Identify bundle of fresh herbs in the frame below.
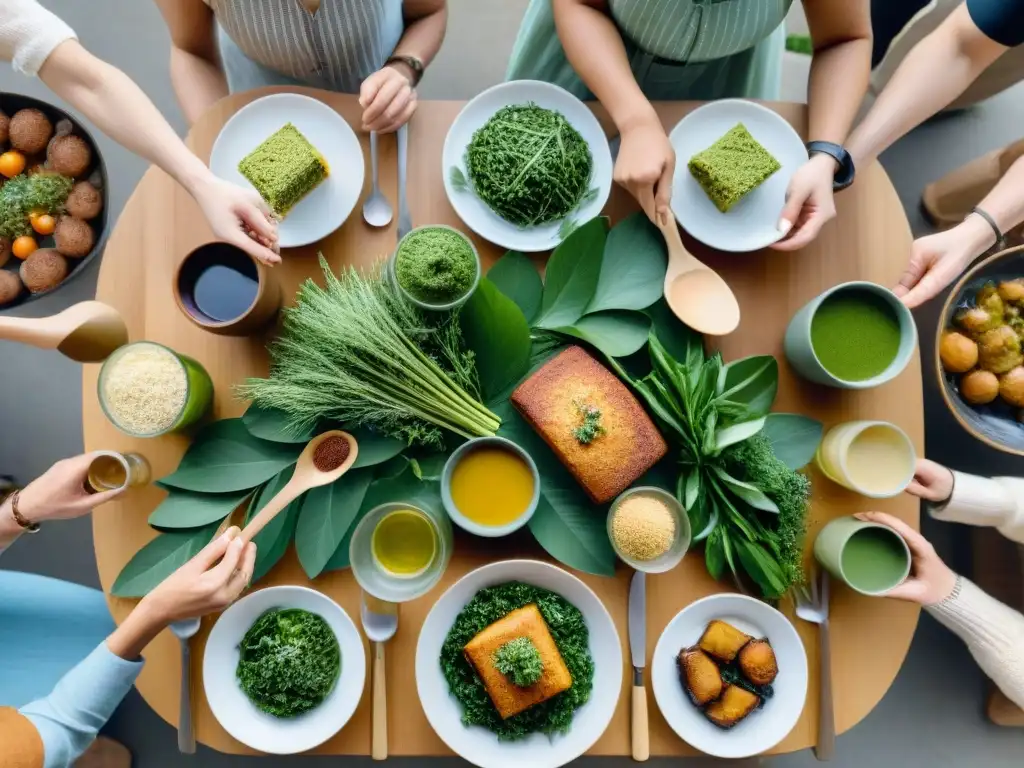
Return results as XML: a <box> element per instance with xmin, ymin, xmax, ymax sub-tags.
<box><xmin>440</xmin><ymin>581</ymin><xmax>594</xmax><ymax>740</ymax></box>
<box><xmin>454</xmin><ymin>103</ymin><xmax>594</xmax><ymax>228</ymax></box>
<box><xmin>236</xmin><ymin>608</ymin><xmax>341</xmax><ymax>718</ymax></box>
<box><xmin>240</xmin><ymin>257</ymin><xmax>500</xmax><ymax>448</ymax></box>
<box><xmin>622</xmin><ymin>332</ymin><xmax>821</xmax><ymax>599</ymax></box>
<box><xmin>0</xmin><ymin>172</ymin><xmax>73</xmax><ymax>238</ymax></box>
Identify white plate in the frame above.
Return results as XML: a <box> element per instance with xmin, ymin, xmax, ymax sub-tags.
<box><xmin>210</xmin><ymin>93</ymin><xmax>365</xmax><ymax>248</ymax></box>
<box><xmin>669</xmin><ymin>99</ymin><xmax>808</xmax><ymax>252</ymax></box>
<box><xmin>651</xmin><ymin>594</ymin><xmax>808</xmax><ymax>759</ymax></box>
<box><xmin>442</xmin><ymin>80</ymin><xmax>613</xmax><ymax>253</ymax></box>
<box><xmin>415</xmin><ymin>560</ymin><xmax>622</xmax><ymax>768</ymax></box>
<box><xmin>203</xmin><ymin>586</ymin><xmax>366</xmax><ymax>754</ymax></box>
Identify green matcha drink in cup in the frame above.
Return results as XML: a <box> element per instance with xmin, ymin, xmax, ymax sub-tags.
<box><xmin>814</xmin><ymin>516</ymin><xmax>912</xmax><ymax>596</ymax></box>
<box><xmin>784</xmin><ymin>281</ymin><xmax>917</xmax><ymax>389</ymax></box>
<box><xmin>388</xmin><ymin>225</ymin><xmax>481</xmax><ymax>311</ymax></box>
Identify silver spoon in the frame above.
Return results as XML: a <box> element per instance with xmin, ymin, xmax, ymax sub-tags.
<box><xmin>360</xmin><ymin>595</ymin><xmax>398</xmax><ymax>761</ymax></box>
<box><xmin>169</xmin><ymin>618</ymin><xmax>201</xmax><ymax>754</ymax></box>
<box><xmin>362</xmin><ymin>131</ymin><xmax>393</xmax><ymax>228</ymax></box>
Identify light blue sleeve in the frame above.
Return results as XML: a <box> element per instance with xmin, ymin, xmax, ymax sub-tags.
<box><xmin>19</xmin><ymin>643</ymin><xmax>144</xmax><ymax>768</ymax></box>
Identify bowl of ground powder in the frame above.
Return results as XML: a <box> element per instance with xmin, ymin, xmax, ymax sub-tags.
<box><xmin>607</xmin><ymin>487</ymin><xmax>690</xmax><ymax>573</ymax></box>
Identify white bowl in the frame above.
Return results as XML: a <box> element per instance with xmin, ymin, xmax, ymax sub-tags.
<box><xmin>415</xmin><ymin>560</ymin><xmax>622</xmax><ymax>768</ymax></box>
<box><xmin>210</xmin><ymin>93</ymin><xmax>365</xmax><ymax>248</ymax></box>
<box><xmin>442</xmin><ymin>80</ymin><xmax>613</xmax><ymax>253</ymax></box>
<box><xmin>203</xmin><ymin>586</ymin><xmax>366</xmax><ymax>754</ymax></box>
<box><xmin>668</xmin><ymin>99</ymin><xmax>808</xmax><ymax>252</ymax></box>
<box><xmin>651</xmin><ymin>593</ymin><xmax>808</xmax><ymax>759</ymax></box>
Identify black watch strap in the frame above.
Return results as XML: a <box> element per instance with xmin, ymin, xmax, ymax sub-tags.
<box><xmin>385</xmin><ymin>55</ymin><xmax>424</xmax><ymax>86</ymax></box>
<box><xmin>806</xmin><ymin>141</ymin><xmax>855</xmax><ymax>192</ymax></box>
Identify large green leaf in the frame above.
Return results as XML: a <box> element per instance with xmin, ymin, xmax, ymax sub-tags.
<box><xmin>534</xmin><ymin>217</ymin><xmax>608</xmax><ymax>330</ymax></box>
<box><xmin>111</xmin><ymin>524</ymin><xmax>220</xmax><ymax>597</ymax></box>
<box><xmin>557</xmin><ymin>310</ymin><xmax>651</xmax><ymax>358</ymax></box>
<box><xmin>159</xmin><ymin>419</ymin><xmax>302</xmax><ymax>493</ymax></box>
<box><xmin>647</xmin><ymin>300</ymin><xmax>704</xmax><ymax>371</ymax></box>
<box><xmin>496</xmin><ymin>401</ymin><xmax>616</xmax><ymax>576</ymax></box>
<box><xmin>486</xmin><ymin>251</ymin><xmax>543</xmax><ymax>323</ymax></box>
<box><xmin>245</xmin><ymin>469</ymin><xmax>305</xmax><ymax>583</ymax></box>
<box><xmin>242</xmin><ymin>403</ymin><xmax>315</xmax><ymax>443</ymax></box>
<box><xmin>348</xmin><ymin>427</ymin><xmax>406</xmax><ymax>469</ymax></box>
<box><xmin>461</xmin><ymin>277</ymin><xmax>532</xmax><ymax>403</ymax></box>
<box><xmin>295</xmin><ymin>468</ymin><xmax>375</xmax><ymax>579</ymax></box>
<box><xmin>762</xmin><ymin>413</ymin><xmax>824</xmax><ymax>470</ymax></box>
<box><xmin>717</xmin><ymin>356</ymin><xmax>778</xmax><ymax>419</ymax></box>
<box><xmin>586</xmin><ymin>212</ymin><xmax>666</xmax><ymax>314</ymax></box>
<box><xmin>148</xmin><ymin>488</ymin><xmax>251</xmax><ymax>530</ymax></box>
<box><xmin>711</xmin><ymin>466</ymin><xmax>779</xmax><ymax>514</ymax></box>
<box><xmin>714</xmin><ymin>417</ymin><xmax>766</xmax><ymax>453</ymax></box>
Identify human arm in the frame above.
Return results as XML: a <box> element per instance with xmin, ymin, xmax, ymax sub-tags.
<box><xmin>772</xmin><ymin>0</ymin><xmax>872</xmax><ymax>251</ymax></box>
<box><xmin>846</xmin><ymin>2</ymin><xmax>1012</xmax><ymax>168</ymax></box>
<box><xmin>152</xmin><ymin>0</ymin><xmax>228</xmax><ymax>127</ymax></box>
<box><xmin>15</xmin><ymin>528</ymin><xmax>256</xmax><ymax>768</ymax></box>
<box><xmin>550</xmin><ymin>0</ymin><xmax>672</xmax><ymax>221</ymax></box>
<box><xmin>360</xmin><ymin>0</ymin><xmax>447</xmax><ymax>133</ymax></box>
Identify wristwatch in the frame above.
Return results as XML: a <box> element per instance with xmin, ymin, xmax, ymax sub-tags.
<box><xmin>385</xmin><ymin>55</ymin><xmax>424</xmax><ymax>86</ymax></box>
<box><xmin>806</xmin><ymin>141</ymin><xmax>855</xmax><ymax>192</ymax></box>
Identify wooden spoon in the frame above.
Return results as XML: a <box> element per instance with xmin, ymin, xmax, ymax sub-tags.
<box><xmin>240</xmin><ymin>430</ymin><xmax>359</xmax><ymax>543</ymax></box>
<box><xmin>0</xmin><ymin>301</ymin><xmax>128</xmax><ymax>362</ymax></box>
<box><xmin>655</xmin><ymin>209</ymin><xmax>740</xmax><ymax>336</ymax></box>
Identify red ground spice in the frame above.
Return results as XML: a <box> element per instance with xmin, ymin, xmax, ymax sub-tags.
<box><xmin>313</xmin><ymin>435</ymin><xmax>350</xmax><ymax>472</ymax></box>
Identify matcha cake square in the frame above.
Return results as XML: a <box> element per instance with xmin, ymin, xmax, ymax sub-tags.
<box><xmin>688</xmin><ymin>123</ymin><xmax>781</xmax><ymax>213</ymax></box>
<box><xmin>238</xmin><ymin>123</ymin><xmax>328</xmax><ymax>216</ymax></box>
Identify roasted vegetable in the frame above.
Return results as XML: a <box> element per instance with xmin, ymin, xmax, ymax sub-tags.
<box><xmin>978</xmin><ymin>325</ymin><xmax>1022</xmax><ymax>374</ymax></box>
<box><xmin>737</xmin><ymin>639</ymin><xmax>778</xmax><ymax>686</ymax></box>
<box><xmin>704</xmin><ymin>684</ymin><xmax>760</xmax><ymax>729</ymax></box>
<box><xmin>679</xmin><ymin>648</ymin><xmax>723</xmax><ymax>707</ymax></box>
<box><xmin>698</xmin><ymin>619</ymin><xmax>751</xmax><ymax>664</ymax></box>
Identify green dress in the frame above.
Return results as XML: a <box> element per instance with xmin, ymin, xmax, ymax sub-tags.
<box><xmin>507</xmin><ymin>0</ymin><xmax>794</xmax><ymax>101</ymax></box>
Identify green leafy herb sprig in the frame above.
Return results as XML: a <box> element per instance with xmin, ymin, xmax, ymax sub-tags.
<box><xmin>237</xmin><ymin>608</ymin><xmax>341</xmax><ymax>718</ymax></box>
<box><xmin>0</xmin><ymin>173</ymin><xmax>73</xmax><ymax>238</ymax></box>
<box><xmin>239</xmin><ymin>256</ymin><xmax>499</xmax><ymax>449</ymax></box>
<box><xmin>613</xmin><ymin>332</ymin><xmax>822</xmax><ymax>599</ymax></box>
<box><xmin>454</xmin><ymin>103</ymin><xmax>593</xmax><ymax>228</ymax></box>
<box><xmin>493</xmin><ymin>637</ymin><xmax>544</xmax><ymax>687</ymax></box>
<box><xmin>572</xmin><ymin>400</ymin><xmax>605</xmax><ymax>445</ymax></box>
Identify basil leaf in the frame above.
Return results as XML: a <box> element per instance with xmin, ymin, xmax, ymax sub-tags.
<box><xmin>534</xmin><ymin>217</ymin><xmax>608</xmax><ymax>329</ymax></box>
<box><xmin>762</xmin><ymin>413</ymin><xmax>824</xmax><ymax>470</ymax></box>
<box><xmin>111</xmin><ymin>524</ymin><xmax>220</xmax><ymax>597</ymax></box>
<box><xmin>586</xmin><ymin>212</ymin><xmax>666</xmax><ymax>314</ymax></box>
<box><xmin>486</xmin><ymin>251</ymin><xmax>543</xmax><ymax>323</ymax></box>
<box><xmin>684</xmin><ymin>468</ymin><xmax>701</xmax><ymax>511</ymax></box>
<box><xmin>713</xmin><ymin>417</ymin><xmax>767</xmax><ymax>453</ymax></box>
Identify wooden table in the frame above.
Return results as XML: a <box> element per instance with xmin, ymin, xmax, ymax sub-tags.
<box><xmin>84</xmin><ymin>89</ymin><xmax>922</xmax><ymax>757</ymax></box>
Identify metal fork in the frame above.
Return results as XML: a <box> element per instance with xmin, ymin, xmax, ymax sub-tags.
<box><xmin>793</xmin><ymin>568</ymin><xmax>834</xmax><ymax>761</ymax></box>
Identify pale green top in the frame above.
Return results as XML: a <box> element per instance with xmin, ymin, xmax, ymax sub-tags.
<box><xmin>507</xmin><ymin>0</ymin><xmax>794</xmax><ymax>101</ymax></box>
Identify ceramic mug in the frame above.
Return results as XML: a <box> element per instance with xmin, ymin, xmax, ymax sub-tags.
<box><xmin>174</xmin><ymin>242</ymin><xmax>281</xmax><ymax>336</ymax></box>
<box><xmin>783</xmin><ymin>281</ymin><xmax>917</xmax><ymax>389</ymax></box>
<box><xmin>814</xmin><ymin>517</ymin><xmax>912</xmax><ymax>595</ymax></box>
<box><xmin>815</xmin><ymin>420</ymin><xmax>916</xmax><ymax>498</ymax></box>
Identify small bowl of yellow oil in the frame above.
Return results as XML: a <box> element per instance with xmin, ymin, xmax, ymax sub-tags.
<box><xmin>441</xmin><ymin>436</ymin><xmax>540</xmax><ymax>537</ymax></box>
<box><xmin>349</xmin><ymin>501</ymin><xmax>453</xmax><ymax>603</ymax></box>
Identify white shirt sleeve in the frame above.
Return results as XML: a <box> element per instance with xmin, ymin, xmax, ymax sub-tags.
<box><xmin>0</xmin><ymin>0</ymin><xmax>77</xmax><ymax>77</ymax></box>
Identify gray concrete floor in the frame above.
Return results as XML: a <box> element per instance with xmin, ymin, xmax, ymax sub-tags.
<box><xmin>2</xmin><ymin>1</ymin><xmax>1023</xmax><ymax>765</ymax></box>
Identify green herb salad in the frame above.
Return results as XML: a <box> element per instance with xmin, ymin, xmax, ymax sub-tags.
<box><xmin>440</xmin><ymin>581</ymin><xmax>594</xmax><ymax>740</ymax></box>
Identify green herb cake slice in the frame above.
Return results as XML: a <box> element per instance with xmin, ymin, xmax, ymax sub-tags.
<box><xmin>688</xmin><ymin>123</ymin><xmax>780</xmax><ymax>213</ymax></box>
<box><xmin>238</xmin><ymin>123</ymin><xmax>328</xmax><ymax>216</ymax></box>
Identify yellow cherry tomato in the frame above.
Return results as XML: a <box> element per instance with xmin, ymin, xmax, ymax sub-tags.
<box><xmin>31</xmin><ymin>214</ymin><xmax>55</xmax><ymax>235</ymax></box>
<box><xmin>0</xmin><ymin>151</ymin><xmax>26</xmax><ymax>179</ymax></box>
<box><xmin>12</xmin><ymin>235</ymin><xmax>38</xmax><ymax>260</ymax></box>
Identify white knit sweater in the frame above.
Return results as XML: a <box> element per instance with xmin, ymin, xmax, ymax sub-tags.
<box><xmin>0</xmin><ymin>0</ymin><xmax>76</xmax><ymax>76</ymax></box>
<box><xmin>926</xmin><ymin>471</ymin><xmax>1024</xmax><ymax>709</ymax></box>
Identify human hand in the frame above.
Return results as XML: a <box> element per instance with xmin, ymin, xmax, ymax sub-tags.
<box><xmin>141</xmin><ymin>526</ymin><xmax>256</xmax><ymax>623</ymax></box>
<box><xmin>16</xmin><ymin>452</ymin><xmax>124</xmax><ymax>523</ymax></box>
<box><xmin>771</xmin><ymin>154</ymin><xmax>836</xmax><ymax>251</ymax></box>
<box><xmin>894</xmin><ymin>216</ymin><xmax>994</xmax><ymax>308</ymax></box>
<box><xmin>360</xmin><ymin>65</ymin><xmax>417</xmax><ymax>133</ymax></box>
<box><xmin>615</xmin><ymin>112</ymin><xmax>675</xmax><ymax>223</ymax></box>
<box><xmin>906</xmin><ymin>459</ymin><xmax>955</xmax><ymax>504</ymax></box>
<box><xmin>191</xmin><ymin>174</ymin><xmax>280</xmax><ymax>266</ymax></box>
<box><xmin>854</xmin><ymin>511</ymin><xmax>958</xmax><ymax>605</ymax></box>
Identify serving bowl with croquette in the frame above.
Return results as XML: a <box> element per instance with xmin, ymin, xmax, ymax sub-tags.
<box><xmin>0</xmin><ymin>92</ymin><xmax>108</xmax><ymax>310</ymax></box>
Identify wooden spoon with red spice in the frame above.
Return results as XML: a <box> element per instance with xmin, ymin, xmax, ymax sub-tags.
<box><xmin>240</xmin><ymin>430</ymin><xmax>359</xmax><ymax>543</ymax></box>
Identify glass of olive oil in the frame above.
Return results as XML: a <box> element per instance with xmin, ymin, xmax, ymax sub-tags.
<box><xmin>86</xmin><ymin>451</ymin><xmax>151</xmax><ymax>494</ymax></box>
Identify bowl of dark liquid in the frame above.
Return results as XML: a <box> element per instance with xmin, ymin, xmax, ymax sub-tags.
<box><xmin>174</xmin><ymin>242</ymin><xmax>280</xmax><ymax>335</ymax></box>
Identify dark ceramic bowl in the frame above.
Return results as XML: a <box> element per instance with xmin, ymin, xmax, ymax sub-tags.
<box><xmin>937</xmin><ymin>244</ymin><xmax>1024</xmax><ymax>456</ymax></box>
<box><xmin>0</xmin><ymin>92</ymin><xmax>109</xmax><ymax>311</ymax></box>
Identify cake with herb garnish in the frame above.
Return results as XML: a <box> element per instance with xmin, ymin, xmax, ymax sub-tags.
<box><xmin>688</xmin><ymin>123</ymin><xmax>780</xmax><ymax>213</ymax></box>
<box><xmin>238</xmin><ymin>123</ymin><xmax>328</xmax><ymax>216</ymax></box>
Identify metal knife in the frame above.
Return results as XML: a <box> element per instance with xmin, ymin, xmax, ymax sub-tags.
<box><xmin>628</xmin><ymin>570</ymin><xmax>649</xmax><ymax>761</ymax></box>
<box><xmin>397</xmin><ymin>124</ymin><xmax>412</xmax><ymax>240</ymax></box>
